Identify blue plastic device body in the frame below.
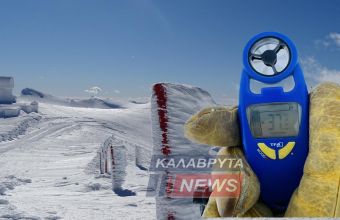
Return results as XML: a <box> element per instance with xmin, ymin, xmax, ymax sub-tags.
<box><xmin>238</xmin><ymin>32</ymin><xmax>309</xmax><ymax>211</ymax></box>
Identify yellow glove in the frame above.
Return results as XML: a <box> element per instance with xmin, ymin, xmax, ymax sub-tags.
<box><xmin>285</xmin><ymin>82</ymin><xmax>340</xmax><ymax>217</ymax></box>
<box><xmin>184</xmin><ymin>106</ymin><xmax>272</xmax><ymax>217</ymax></box>
<box><xmin>185</xmin><ymin>106</ymin><xmax>240</xmax><ymax>147</ymax></box>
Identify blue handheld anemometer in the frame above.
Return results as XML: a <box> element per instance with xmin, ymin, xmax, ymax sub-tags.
<box><xmin>238</xmin><ymin>32</ymin><xmax>309</xmax><ymax>212</ymax></box>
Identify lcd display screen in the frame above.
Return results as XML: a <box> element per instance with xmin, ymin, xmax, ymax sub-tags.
<box><xmin>247</xmin><ymin>103</ymin><xmax>301</xmax><ymax>138</ymax></box>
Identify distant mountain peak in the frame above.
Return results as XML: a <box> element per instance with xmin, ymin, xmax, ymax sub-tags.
<box><xmin>21</xmin><ymin>88</ymin><xmax>45</xmax><ymax>98</ymax></box>
<box><xmin>20</xmin><ymin>88</ymin><xmax>123</xmax><ymax>109</ymax></box>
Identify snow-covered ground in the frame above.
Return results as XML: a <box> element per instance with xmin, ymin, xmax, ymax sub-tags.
<box><xmin>0</xmin><ymin>95</ymin><xmax>156</xmax><ymax>219</ymax></box>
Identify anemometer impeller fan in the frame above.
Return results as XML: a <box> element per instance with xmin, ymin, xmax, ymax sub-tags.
<box><xmin>249</xmin><ymin>37</ymin><xmax>291</xmax><ymax>76</ymax></box>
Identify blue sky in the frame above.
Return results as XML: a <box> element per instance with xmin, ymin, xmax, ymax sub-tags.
<box><xmin>0</xmin><ymin>0</ymin><xmax>339</xmax><ymax>102</ymax></box>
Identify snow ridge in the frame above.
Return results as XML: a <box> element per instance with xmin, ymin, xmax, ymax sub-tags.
<box><xmin>21</xmin><ymin>88</ymin><xmax>122</xmax><ymax>109</ymax></box>
<box><xmin>0</xmin><ymin>113</ymin><xmax>42</xmax><ymax>142</ymax></box>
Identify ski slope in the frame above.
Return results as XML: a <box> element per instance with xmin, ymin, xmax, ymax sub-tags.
<box><xmin>0</xmin><ymin>96</ymin><xmax>155</xmax><ymax>219</ymax></box>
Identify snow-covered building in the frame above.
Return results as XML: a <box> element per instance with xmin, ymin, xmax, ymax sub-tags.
<box><xmin>0</xmin><ymin>76</ymin><xmax>16</xmax><ymax>104</ymax></box>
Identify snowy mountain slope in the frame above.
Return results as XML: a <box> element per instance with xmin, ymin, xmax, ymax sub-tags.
<box><xmin>0</xmin><ymin>83</ymin><xmax>218</xmax><ymax>220</ymax></box>
<box><xmin>0</xmin><ymin>95</ymin><xmax>155</xmax><ymax>219</ymax></box>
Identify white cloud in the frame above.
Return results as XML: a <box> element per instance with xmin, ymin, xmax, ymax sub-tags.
<box><xmin>114</xmin><ymin>90</ymin><xmax>120</xmax><ymax>94</ymax></box>
<box><xmin>315</xmin><ymin>32</ymin><xmax>340</xmax><ymax>49</ymax></box>
<box><xmin>301</xmin><ymin>57</ymin><xmax>340</xmax><ymax>87</ymax></box>
<box><xmin>84</xmin><ymin>86</ymin><xmax>102</xmax><ymax>97</ymax></box>
<box><xmin>329</xmin><ymin>32</ymin><xmax>340</xmax><ymax>47</ymax></box>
